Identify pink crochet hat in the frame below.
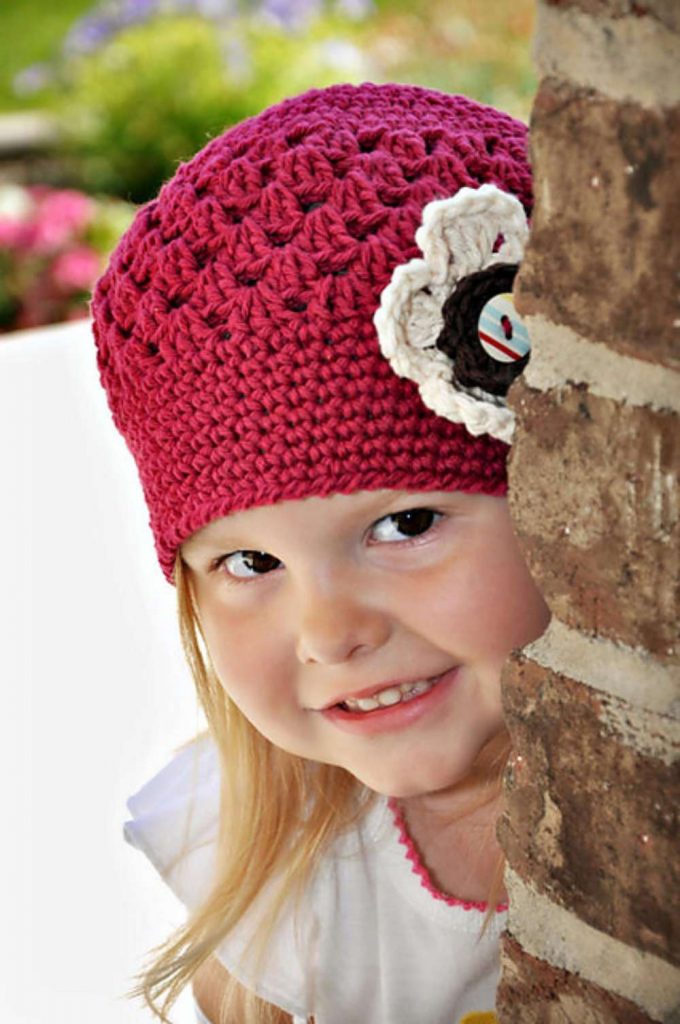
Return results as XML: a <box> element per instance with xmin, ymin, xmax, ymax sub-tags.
<box><xmin>93</xmin><ymin>83</ymin><xmax>532</xmax><ymax>581</ymax></box>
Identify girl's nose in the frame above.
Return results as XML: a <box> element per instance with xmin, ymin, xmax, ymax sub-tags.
<box><xmin>295</xmin><ymin>589</ymin><xmax>391</xmax><ymax>666</ymax></box>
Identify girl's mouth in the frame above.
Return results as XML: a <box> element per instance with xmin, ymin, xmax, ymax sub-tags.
<box><xmin>339</xmin><ymin>677</ymin><xmax>438</xmax><ymax>713</ymax></box>
<box><xmin>320</xmin><ymin>666</ymin><xmax>460</xmax><ymax>735</ymax></box>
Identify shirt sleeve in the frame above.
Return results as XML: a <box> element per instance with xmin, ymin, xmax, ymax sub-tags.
<box><xmin>123</xmin><ymin>733</ymin><xmax>221</xmax><ymax>908</ymax></box>
<box><xmin>123</xmin><ymin>734</ymin><xmax>316</xmax><ymax>1020</ymax></box>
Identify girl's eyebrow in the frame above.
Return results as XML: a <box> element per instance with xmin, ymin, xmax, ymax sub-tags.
<box><xmin>183</xmin><ymin>522</ymin><xmax>292</xmax><ymax>559</ymax></box>
<box><xmin>181</xmin><ymin>525</ymin><xmax>240</xmax><ymax>558</ymax></box>
<box><xmin>182</xmin><ymin>502</ymin><xmax>272</xmax><ymax>549</ymax></box>
<box><xmin>182</xmin><ymin>530</ymin><xmax>244</xmax><ymax>556</ymax></box>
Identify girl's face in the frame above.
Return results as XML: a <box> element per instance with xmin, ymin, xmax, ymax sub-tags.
<box><xmin>182</xmin><ymin>490</ymin><xmax>550</xmax><ymax>799</ymax></box>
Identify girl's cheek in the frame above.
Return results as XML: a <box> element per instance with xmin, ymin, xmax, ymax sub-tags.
<box><xmin>404</xmin><ymin>535</ymin><xmax>545</xmax><ymax>656</ymax></box>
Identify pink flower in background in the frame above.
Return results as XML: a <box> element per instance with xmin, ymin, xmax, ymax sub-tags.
<box><xmin>51</xmin><ymin>244</ymin><xmax>101</xmax><ymax>292</ymax></box>
<box><xmin>30</xmin><ymin>188</ymin><xmax>95</xmax><ymax>253</ymax></box>
<box><xmin>0</xmin><ymin>182</ymin><xmax>134</xmax><ymax>334</ymax></box>
<box><xmin>0</xmin><ymin>219</ymin><xmax>28</xmax><ymax>247</ymax></box>
<box><xmin>66</xmin><ymin>305</ymin><xmax>91</xmax><ymax>322</ymax></box>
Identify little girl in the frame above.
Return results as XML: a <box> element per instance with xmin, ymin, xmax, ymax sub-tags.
<box><xmin>92</xmin><ymin>82</ymin><xmax>550</xmax><ymax>1024</ymax></box>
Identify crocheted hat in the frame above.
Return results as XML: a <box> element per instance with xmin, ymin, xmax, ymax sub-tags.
<box><xmin>92</xmin><ymin>83</ymin><xmax>532</xmax><ymax>581</ymax></box>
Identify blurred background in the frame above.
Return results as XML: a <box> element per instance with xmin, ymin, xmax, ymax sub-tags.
<box><xmin>0</xmin><ymin>0</ymin><xmax>535</xmax><ymax>335</ymax></box>
<box><xmin>0</xmin><ymin>2</ymin><xmax>534</xmax><ymax>1020</ymax></box>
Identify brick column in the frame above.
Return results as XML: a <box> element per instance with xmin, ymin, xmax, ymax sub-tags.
<box><xmin>497</xmin><ymin>3</ymin><xmax>680</xmax><ymax>1021</ymax></box>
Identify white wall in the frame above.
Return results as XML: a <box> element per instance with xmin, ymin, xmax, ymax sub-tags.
<box><xmin>0</xmin><ymin>320</ymin><xmax>203</xmax><ymax>1022</ymax></box>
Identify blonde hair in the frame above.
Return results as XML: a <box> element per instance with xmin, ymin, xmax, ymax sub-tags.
<box><xmin>127</xmin><ymin>555</ymin><xmax>372</xmax><ymax>1023</ymax></box>
<box><xmin>129</xmin><ymin>555</ymin><xmax>510</xmax><ymax>1021</ymax></box>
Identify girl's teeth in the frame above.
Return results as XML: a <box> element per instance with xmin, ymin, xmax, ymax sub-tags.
<box><xmin>376</xmin><ymin>686</ymin><xmax>402</xmax><ymax>707</ymax></box>
<box><xmin>409</xmin><ymin>681</ymin><xmax>430</xmax><ymax>696</ymax></box>
<box><xmin>343</xmin><ymin>679</ymin><xmax>435</xmax><ymax>713</ymax></box>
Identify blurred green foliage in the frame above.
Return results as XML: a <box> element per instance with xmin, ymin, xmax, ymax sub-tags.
<box><xmin>363</xmin><ymin>0</ymin><xmax>536</xmax><ymax>119</ymax></box>
<box><xmin>39</xmin><ymin>13</ymin><xmax>372</xmax><ymax>202</ymax></box>
<box><xmin>0</xmin><ymin>0</ymin><xmax>91</xmax><ymax>110</ymax></box>
<box><xmin>0</xmin><ymin>0</ymin><xmax>535</xmax><ymax>204</ymax></box>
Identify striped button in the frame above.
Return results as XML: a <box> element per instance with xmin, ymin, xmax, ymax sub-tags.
<box><xmin>478</xmin><ymin>292</ymin><xmax>531</xmax><ymax>364</ymax></box>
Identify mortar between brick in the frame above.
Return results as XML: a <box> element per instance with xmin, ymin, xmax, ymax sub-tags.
<box><xmin>541</xmin><ymin>2</ymin><xmax>680</xmax><ymax>34</ymax></box>
<box><xmin>522</xmin><ymin>314</ymin><xmax>680</xmax><ymax>414</ymax></box>
<box><xmin>525</xmin><ymin>617</ymin><xmax>679</xmax><ymax>716</ymax></box>
<box><xmin>505</xmin><ymin>866</ymin><xmax>680</xmax><ymax>1022</ymax></box>
<box><xmin>534</xmin><ymin>3</ymin><xmax>680</xmax><ymax>108</ymax></box>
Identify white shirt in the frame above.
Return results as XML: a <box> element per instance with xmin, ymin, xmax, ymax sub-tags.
<box><xmin>124</xmin><ymin>735</ymin><xmax>506</xmax><ymax>1024</ymax></box>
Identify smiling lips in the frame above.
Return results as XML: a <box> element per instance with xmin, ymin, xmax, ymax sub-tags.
<box><xmin>341</xmin><ymin>678</ymin><xmax>437</xmax><ymax>712</ymax></box>
<box><xmin>319</xmin><ymin>666</ymin><xmax>461</xmax><ymax>735</ymax></box>
<box><xmin>323</xmin><ymin>671</ymin><xmax>453</xmax><ymax>714</ymax></box>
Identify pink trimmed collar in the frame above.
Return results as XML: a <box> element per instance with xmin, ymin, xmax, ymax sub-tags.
<box><xmin>387</xmin><ymin>798</ymin><xmax>509</xmax><ymax>913</ymax></box>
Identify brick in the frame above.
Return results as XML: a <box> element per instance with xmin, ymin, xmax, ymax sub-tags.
<box><xmin>542</xmin><ymin>0</ymin><xmax>680</xmax><ymax>31</ymax></box>
<box><xmin>515</xmin><ymin>79</ymin><xmax>680</xmax><ymax>371</ymax></box>
<box><xmin>497</xmin><ymin>935</ymin><xmax>658</xmax><ymax>1024</ymax></box>
<box><xmin>507</xmin><ymin>379</ymin><xmax>679</xmax><ymax>658</ymax></box>
<box><xmin>534</xmin><ymin>3</ymin><xmax>680</xmax><ymax>111</ymax></box>
<box><xmin>499</xmin><ymin>654</ymin><xmax>680</xmax><ymax>965</ymax></box>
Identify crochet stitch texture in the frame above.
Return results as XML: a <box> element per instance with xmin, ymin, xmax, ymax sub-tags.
<box><xmin>92</xmin><ymin>83</ymin><xmax>532</xmax><ymax>581</ymax></box>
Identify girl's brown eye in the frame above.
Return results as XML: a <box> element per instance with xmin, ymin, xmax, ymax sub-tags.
<box><xmin>371</xmin><ymin>509</ymin><xmax>439</xmax><ymax>542</ymax></box>
<box><xmin>222</xmin><ymin>550</ymin><xmax>282</xmax><ymax>578</ymax></box>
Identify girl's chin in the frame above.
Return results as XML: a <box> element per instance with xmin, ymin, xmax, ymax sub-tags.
<box><xmin>347</xmin><ymin>732</ymin><xmax>511</xmax><ymax>799</ymax></box>
<box><xmin>349</xmin><ymin>766</ymin><xmax>472</xmax><ymax>801</ymax></box>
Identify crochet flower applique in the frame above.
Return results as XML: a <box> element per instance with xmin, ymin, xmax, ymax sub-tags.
<box><xmin>374</xmin><ymin>184</ymin><xmax>531</xmax><ymax>444</ymax></box>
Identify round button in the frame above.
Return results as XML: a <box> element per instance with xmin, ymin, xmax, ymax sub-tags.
<box><xmin>436</xmin><ymin>262</ymin><xmax>531</xmax><ymax>398</ymax></box>
<box><xmin>478</xmin><ymin>291</ymin><xmax>531</xmax><ymax>364</ymax></box>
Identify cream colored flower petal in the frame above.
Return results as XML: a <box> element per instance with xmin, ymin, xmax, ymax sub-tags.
<box><xmin>374</xmin><ymin>184</ymin><xmax>529</xmax><ymax>443</ymax></box>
